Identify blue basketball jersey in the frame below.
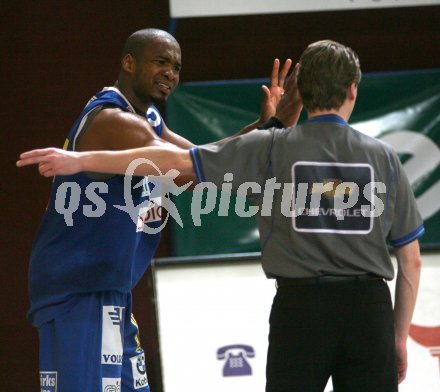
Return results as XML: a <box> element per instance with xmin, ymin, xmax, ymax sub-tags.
<box><xmin>28</xmin><ymin>87</ymin><xmax>164</xmax><ymax>327</ymax></box>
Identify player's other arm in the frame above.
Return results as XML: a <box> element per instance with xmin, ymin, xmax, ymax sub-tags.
<box><xmin>160</xmin><ymin>58</ymin><xmax>300</xmax><ymax>148</ymax></box>
<box><xmin>393</xmin><ymin>239</ymin><xmax>422</xmax><ymax>384</ymax></box>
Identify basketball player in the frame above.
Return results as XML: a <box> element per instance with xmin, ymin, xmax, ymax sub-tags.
<box><xmin>16</xmin><ymin>28</ymin><xmax>295</xmax><ymax>392</ymax></box>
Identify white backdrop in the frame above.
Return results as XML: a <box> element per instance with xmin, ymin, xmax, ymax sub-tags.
<box><xmin>169</xmin><ymin>0</ymin><xmax>439</xmax><ymax>18</ymax></box>
<box><xmin>154</xmin><ymin>253</ymin><xmax>440</xmax><ymax>392</ymax></box>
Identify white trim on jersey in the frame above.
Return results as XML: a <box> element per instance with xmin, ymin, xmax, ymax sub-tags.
<box><xmin>72</xmin><ymin>87</ymin><xmax>136</xmax><ymax>151</ymax></box>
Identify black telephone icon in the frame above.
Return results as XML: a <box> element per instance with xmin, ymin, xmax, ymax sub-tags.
<box><xmin>216</xmin><ymin>344</ymin><xmax>255</xmax><ymax>377</ymax></box>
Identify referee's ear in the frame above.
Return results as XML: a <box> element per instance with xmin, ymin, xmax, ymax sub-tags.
<box><xmin>348</xmin><ymin>82</ymin><xmax>358</xmax><ymax>102</ymax></box>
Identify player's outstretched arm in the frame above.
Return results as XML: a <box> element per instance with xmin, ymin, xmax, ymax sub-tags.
<box><xmin>17</xmin><ymin>144</ymin><xmax>195</xmax><ymax>179</ymax></box>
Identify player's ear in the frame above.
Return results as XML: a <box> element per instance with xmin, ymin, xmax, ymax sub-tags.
<box><xmin>122</xmin><ymin>54</ymin><xmax>136</xmax><ymax>74</ymax></box>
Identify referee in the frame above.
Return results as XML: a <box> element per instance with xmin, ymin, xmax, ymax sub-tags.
<box><xmin>189</xmin><ymin>40</ymin><xmax>424</xmax><ymax>392</ymax></box>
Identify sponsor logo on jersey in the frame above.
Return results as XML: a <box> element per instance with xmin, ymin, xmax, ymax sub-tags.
<box><xmin>137</xmin><ymin>197</ymin><xmax>163</xmax><ymax>232</ymax></box>
<box><xmin>101</xmin><ymin>306</ymin><xmax>124</xmax><ymax>365</ymax></box>
<box><xmin>40</xmin><ymin>371</ymin><xmax>57</xmax><ymax>392</ymax></box>
<box><xmin>130</xmin><ymin>353</ymin><xmax>149</xmax><ymax>389</ymax></box>
<box><xmin>102</xmin><ymin>377</ymin><xmax>121</xmax><ymax>392</ymax></box>
<box><xmin>292</xmin><ymin>162</ymin><xmax>375</xmax><ymax>234</ymax></box>
<box><xmin>146</xmin><ymin>107</ymin><xmax>162</xmax><ymax>128</ymax></box>
<box><xmin>108</xmin><ymin>307</ymin><xmax>123</xmax><ymax>326</ymax></box>
<box><xmin>311</xmin><ymin>179</ymin><xmax>354</xmax><ymax>198</ymax></box>
<box><xmin>141</xmin><ymin>177</ymin><xmax>151</xmax><ymax>198</ymax></box>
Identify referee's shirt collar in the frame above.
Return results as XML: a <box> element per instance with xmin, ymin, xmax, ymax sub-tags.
<box><xmin>307</xmin><ymin>114</ymin><xmax>348</xmax><ymax>126</ymax></box>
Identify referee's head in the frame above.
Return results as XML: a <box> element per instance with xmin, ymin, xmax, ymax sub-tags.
<box><xmin>297</xmin><ymin>40</ymin><xmax>362</xmax><ymax>113</ymax></box>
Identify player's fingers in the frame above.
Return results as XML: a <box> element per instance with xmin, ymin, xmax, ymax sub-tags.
<box><xmin>17</xmin><ymin>148</ymin><xmax>59</xmax><ymax>167</ymax></box>
<box><xmin>38</xmin><ymin>163</ymin><xmax>55</xmax><ymax>177</ymax></box>
<box><xmin>269</xmin><ymin>59</ymin><xmax>280</xmax><ymax>88</ymax></box>
<box><xmin>38</xmin><ymin>162</ymin><xmax>48</xmax><ymax>174</ymax></box>
<box><xmin>19</xmin><ymin>148</ymin><xmax>57</xmax><ymax>160</ymax></box>
<box><xmin>16</xmin><ymin>156</ymin><xmax>47</xmax><ymax>167</ymax></box>
<box><xmin>16</xmin><ymin>159</ymin><xmax>26</xmax><ymax>167</ymax></box>
<box><xmin>285</xmin><ymin>63</ymin><xmax>299</xmax><ymax>90</ymax></box>
<box><xmin>278</xmin><ymin>58</ymin><xmax>292</xmax><ymax>87</ymax></box>
<box><xmin>44</xmin><ymin>169</ymin><xmax>55</xmax><ymax>178</ymax></box>
<box><xmin>261</xmin><ymin>84</ymin><xmax>271</xmax><ymax>99</ymax></box>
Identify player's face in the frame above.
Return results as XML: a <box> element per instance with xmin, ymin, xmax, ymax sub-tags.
<box><xmin>132</xmin><ymin>38</ymin><xmax>182</xmax><ymax>105</ymax></box>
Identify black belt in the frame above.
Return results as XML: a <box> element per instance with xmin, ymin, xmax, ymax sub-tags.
<box><xmin>276</xmin><ymin>274</ymin><xmax>383</xmax><ymax>287</ymax></box>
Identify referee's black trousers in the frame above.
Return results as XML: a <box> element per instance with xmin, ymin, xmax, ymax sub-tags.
<box><xmin>266</xmin><ymin>278</ymin><xmax>397</xmax><ymax>392</ymax></box>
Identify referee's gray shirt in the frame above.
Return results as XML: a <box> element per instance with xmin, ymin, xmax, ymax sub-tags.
<box><xmin>189</xmin><ymin>115</ymin><xmax>424</xmax><ymax>280</ymax></box>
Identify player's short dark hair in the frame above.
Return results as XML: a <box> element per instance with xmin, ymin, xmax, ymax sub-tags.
<box><xmin>122</xmin><ymin>28</ymin><xmax>179</xmax><ymax>60</ymax></box>
<box><xmin>297</xmin><ymin>40</ymin><xmax>362</xmax><ymax>112</ymax></box>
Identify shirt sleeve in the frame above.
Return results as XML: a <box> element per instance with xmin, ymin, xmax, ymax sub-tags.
<box><xmin>388</xmin><ymin>151</ymin><xmax>425</xmax><ymax>247</ymax></box>
<box><xmin>189</xmin><ymin>128</ymin><xmax>276</xmax><ymax>193</ymax></box>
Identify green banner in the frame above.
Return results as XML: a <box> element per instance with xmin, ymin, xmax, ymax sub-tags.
<box><xmin>167</xmin><ymin>69</ymin><xmax>440</xmax><ymax>256</ymax></box>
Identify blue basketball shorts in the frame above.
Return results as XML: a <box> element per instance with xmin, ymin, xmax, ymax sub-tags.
<box><xmin>38</xmin><ymin>291</ymin><xmax>150</xmax><ymax>392</ymax></box>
